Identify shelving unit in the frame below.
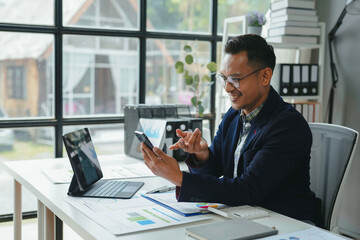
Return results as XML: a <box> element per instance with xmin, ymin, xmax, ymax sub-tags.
<box><xmin>215</xmin><ymin>22</ymin><xmax>326</xmax><ymax>130</ymax></box>
<box><xmin>270</xmin><ymin>22</ymin><xmax>326</xmax><ymax>122</ymax></box>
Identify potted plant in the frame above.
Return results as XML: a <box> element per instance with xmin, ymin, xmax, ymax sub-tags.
<box><xmin>175</xmin><ymin>43</ymin><xmax>217</xmax><ymax>117</ymax></box>
<box><xmin>246</xmin><ymin>11</ymin><xmax>266</xmax><ymax>35</ymax></box>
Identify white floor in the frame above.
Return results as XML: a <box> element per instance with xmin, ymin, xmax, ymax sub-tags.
<box><xmin>0</xmin><ymin>218</ymin><xmax>83</xmax><ymax>240</ymax></box>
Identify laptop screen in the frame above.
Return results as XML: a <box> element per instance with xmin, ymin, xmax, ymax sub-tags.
<box><xmin>63</xmin><ymin>128</ymin><xmax>103</xmax><ymax>191</ymax></box>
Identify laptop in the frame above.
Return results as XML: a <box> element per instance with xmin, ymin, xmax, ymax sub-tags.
<box><xmin>63</xmin><ymin>128</ymin><xmax>144</xmax><ymax>199</ymax></box>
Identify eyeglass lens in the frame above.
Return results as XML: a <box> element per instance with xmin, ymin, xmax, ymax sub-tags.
<box><xmin>217</xmin><ymin>75</ymin><xmax>240</xmax><ymax>88</ymax></box>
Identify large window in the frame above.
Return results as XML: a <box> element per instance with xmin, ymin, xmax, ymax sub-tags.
<box><xmin>0</xmin><ymin>0</ymin><xmax>269</xmax><ymax>227</ymax></box>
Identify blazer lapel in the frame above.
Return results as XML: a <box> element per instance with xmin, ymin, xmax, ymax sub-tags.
<box><xmin>230</xmin><ymin>113</ymin><xmax>242</xmax><ymax>157</ymax></box>
<box><xmin>240</xmin><ymin>87</ymin><xmax>280</xmax><ymax>154</ymax></box>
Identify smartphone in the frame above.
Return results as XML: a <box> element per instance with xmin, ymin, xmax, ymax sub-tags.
<box><xmin>134</xmin><ymin>131</ymin><xmax>154</xmax><ymax>151</ymax></box>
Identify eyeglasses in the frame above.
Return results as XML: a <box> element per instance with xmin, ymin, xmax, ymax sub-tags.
<box><xmin>216</xmin><ymin>68</ymin><xmax>264</xmax><ymax>88</ymax></box>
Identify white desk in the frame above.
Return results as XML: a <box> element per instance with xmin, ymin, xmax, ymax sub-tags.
<box><xmin>3</xmin><ymin>154</ymin><xmax>311</xmax><ymax>240</ymax></box>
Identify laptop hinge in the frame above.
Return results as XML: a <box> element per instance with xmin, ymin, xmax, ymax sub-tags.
<box><xmin>67</xmin><ymin>175</ymin><xmax>81</xmax><ymax>196</ymax></box>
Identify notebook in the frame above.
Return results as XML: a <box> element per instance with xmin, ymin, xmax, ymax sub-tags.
<box><xmin>63</xmin><ymin>128</ymin><xmax>144</xmax><ymax>199</ymax></box>
<box><xmin>185</xmin><ymin>218</ymin><xmax>278</xmax><ymax>240</ymax></box>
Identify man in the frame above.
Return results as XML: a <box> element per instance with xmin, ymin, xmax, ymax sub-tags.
<box><xmin>141</xmin><ymin>34</ymin><xmax>316</xmax><ymax>222</ymax></box>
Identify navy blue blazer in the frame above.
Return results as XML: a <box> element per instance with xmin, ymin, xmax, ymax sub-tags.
<box><xmin>178</xmin><ymin>86</ymin><xmax>316</xmax><ymax>221</ymax></box>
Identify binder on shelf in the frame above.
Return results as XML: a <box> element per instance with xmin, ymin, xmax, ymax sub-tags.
<box><xmin>163</xmin><ymin>104</ymin><xmax>178</xmax><ymax>118</ymax></box>
<box><xmin>280</xmin><ymin>64</ymin><xmax>291</xmax><ymax>96</ymax></box>
<box><xmin>292</xmin><ymin>65</ymin><xmax>301</xmax><ymax>95</ymax></box>
<box><xmin>301</xmin><ymin>65</ymin><xmax>310</xmax><ymax>95</ymax></box>
<box><xmin>310</xmin><ymin>64</ymin><xmax>319</xmax><ymax>95</ymax></box>
<box><xmin>150</xmin><ymin>105</ymin><xmax>166</xmax><ymax>118</ymax></box>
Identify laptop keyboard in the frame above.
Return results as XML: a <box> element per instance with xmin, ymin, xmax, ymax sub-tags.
<box><xmin>87</xmin><ymin>181</ymin><xmax>129</xmax><ymax>197</ymax></box>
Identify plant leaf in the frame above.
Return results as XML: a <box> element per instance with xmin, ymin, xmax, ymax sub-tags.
<box><xmin>201</xmin><ymin>75</ymin><xmax>211</xmax><ymax>82</ymax></box>
<box><xmin>184</xmin><ymin>70</ymin><xmax>189</xmax><ymax>77</ymax></box>
<box><xmin>185</xmin><ymin>55</ymin><xmax>193</xmax><ymax>65</ymax></box>
<box><xmin>185</xmin><ymin>75</ymin><xmax>193</xmax><ymax>85</ymax></box>
<box><xmin>191</xmin><ymin>96</ymin><xmax>197</xmax><ymax>107</ymax></box>
<box><xmin>184</xmin><ymin>45</ymin><xmax>192</xmax><ymax>52</ymax></box>
<box><xmin>198</xmin><ymin>104</ymin><xmax>204</xmax><ymax>117</ymax></box>
<box><xmin>175</xmin><ymin>61</ymin><xmax>184</xmax><ymax>73</ymax></box>
<box><xmin>194</xmin><ymin>74</ymin><xmax>200</xmax><ymax>84</ymax></box>
<box><xmin>207</xmin><ymin>62</ymin><xmax>217</xmax><ymax>72</ymax></box>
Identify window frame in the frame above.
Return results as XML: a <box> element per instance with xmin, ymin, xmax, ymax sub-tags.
<box><xmin>0</xmin><ymin>0</ymin><xmax>221</xmax><ymax>230</ymax></box>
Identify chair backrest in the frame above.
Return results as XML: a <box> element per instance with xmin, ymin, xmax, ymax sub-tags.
<box><xmin>309</xmin><ymin>123</ymin><xmax>358</xmax><ymax>230</ymax></box>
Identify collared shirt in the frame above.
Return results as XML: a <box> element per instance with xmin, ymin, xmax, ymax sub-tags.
<box><xmin>233</xmin><ymin>104</ymin><xmax>263</xmax><ymax>177</ymax></box>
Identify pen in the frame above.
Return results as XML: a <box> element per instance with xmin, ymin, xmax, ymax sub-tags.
<box><xmin>197</xmin><ymin>204</ymin><xmax>219</xmax><ymax>209</ymax></box>
<box><xmin>146</xmin><ymin>186</ymin><xmax>176</xmax><ymax>194</ymax></box>
<box><xmin>207</xmin><ymin>206</ymin><xmax>233</xmax><ymax>219</ymax></box>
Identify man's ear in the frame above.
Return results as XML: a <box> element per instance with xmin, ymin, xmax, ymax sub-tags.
<box><xmin>261</xmin><ymin>68</ymin><xmax>272</xmax><ymax>85</ymax></box>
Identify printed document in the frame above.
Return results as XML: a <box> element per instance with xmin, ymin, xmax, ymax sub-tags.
<box><xmin>65</xmin><ymin>195</ymin><xmax>209</xmax><ymax>235</ymax></box>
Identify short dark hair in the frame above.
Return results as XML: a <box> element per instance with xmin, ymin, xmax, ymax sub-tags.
<box><xmin>224</xmin><ymin>34</ymin><xmax>276</xmax><ymax>71</ymax></box>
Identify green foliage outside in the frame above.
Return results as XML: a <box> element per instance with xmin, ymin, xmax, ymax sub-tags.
<box><xmin>175</xmin><ymin>44</ymin><xmax>217</xmax><ymax>117</ymax></box>
<box><xmin>0</xmin><ymin>142</ymin><xmax>53</xmax><ymax>160</ymax></box>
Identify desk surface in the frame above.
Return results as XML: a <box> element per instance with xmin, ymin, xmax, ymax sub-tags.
<box><xmin>3</xmin><ymin>154</ymin><xmax>311</xmax><ymax>240</ymax></box>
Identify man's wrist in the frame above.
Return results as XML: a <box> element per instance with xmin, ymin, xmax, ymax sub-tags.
<box><xmin>171</xmin><ymin>171</ymin><xmax>183</xmax><ymax>187</ymax></box>
<box><xmin>194</xmin><ymin>149</ymin><xmax>209</xmax><ymax>162</ymax></box>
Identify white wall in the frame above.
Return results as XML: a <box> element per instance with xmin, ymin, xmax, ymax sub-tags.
<box><xmin>316</xmin><ymin>0</ymin><xmax>360</xmax><ymax>238</ymax></box>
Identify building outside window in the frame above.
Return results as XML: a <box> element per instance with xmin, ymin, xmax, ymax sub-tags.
<box><xmin>6</xmin><ymin>66</ymin><xmax>26</xmax><ymax>100</ymax></box>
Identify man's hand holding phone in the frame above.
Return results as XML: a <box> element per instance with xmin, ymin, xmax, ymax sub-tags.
<box><xmin>134</xmin><ymin>131</ymin><xmax>155</xmax><ymax>152</ymax></box>
<box><xmin>135</xmin><ymin>131</ymin><xmax>183</xmax><ymax>186</ymax></box>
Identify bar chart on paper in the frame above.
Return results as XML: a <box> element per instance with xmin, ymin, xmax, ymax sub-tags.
<box><xmin>65</xmin><ymin>196</ymin><xmax>209</xmax><ymax>235</ymax></box>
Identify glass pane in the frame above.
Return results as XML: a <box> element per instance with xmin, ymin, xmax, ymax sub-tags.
<box><xmin>0</xmin><ymin>127</ymin><xmax>55</xmax><ymax>215</ymax></box>
<box><xmin>0</xmin><ymin>0</ymin><xmax>54</xmax><ymax>25</ymax></box>
<box><xmin>147</xmin><ymin>0</ymin><xmax>211</xmax><ymax>34</ymax></box>
<box><xmin>63</xmin><ymin>124</ymin><xmax>124</xmax><ymax>155</ymax></box>
<box><xmin>63</xmin><ymin>0</ymin><xmax>139</xmax><ymax>30</ymax></box>
<box><xmin>146</xmin><ymin>39</ymin><xmax>212</xmax><ymax>115</ymax></box>
<box><xmin>0</xmin><ymin>32</ymin><xmax>54</xmax><ymax>118</ymax></box>
<box><xmin>217</xmin><ymin>0</ymin><xmax>270</xmax><ymax>34</ymax></box>
<box><xmin>216</xmin><ymin>41</ymin><xmax>231</xmax><ymax>114</ymax></box>
<box><xmin>63</xmin><ymin>35</ymin><xmax>139</xmax><ymax>117</ymax></box>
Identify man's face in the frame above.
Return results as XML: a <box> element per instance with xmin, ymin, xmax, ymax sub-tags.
<box><xmin>219</xmin><ymin>51</ymin><xmax>269</xmax><ymax>114</ymax></box>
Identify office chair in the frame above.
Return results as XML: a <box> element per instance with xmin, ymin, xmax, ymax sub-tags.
<box><xmin>308</xmin><ymin>123</ymin><xmax>358</xmax><ymax>231</ymax></box>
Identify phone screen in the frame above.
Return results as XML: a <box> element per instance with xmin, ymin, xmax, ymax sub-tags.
<box><xmin>134</xmin><ymin>131</ymin><xmax>154</xmax><ymax>151</ymax></box>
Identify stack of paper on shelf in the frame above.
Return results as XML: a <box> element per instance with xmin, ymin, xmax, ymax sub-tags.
<box><xmin>266</xmin><ymin>0</ymin><xmax>320</xmax><ymax>44</ymax></box>
<box><xmin>292</xmin><ymin>102</ymin><xmax>321</xmax><ymax>122</ymax></box>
